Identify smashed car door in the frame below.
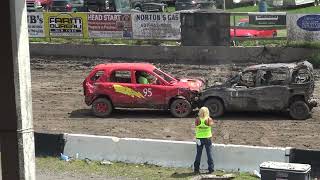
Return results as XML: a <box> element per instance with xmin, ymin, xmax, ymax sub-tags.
<box><xmin>229</xmin><ymin>71</ymin><xmax>260</xmax><ymax>111</ymax></box>
<box><xmin>254</xmin><ymin>69</ymin><xmax>290</xmax><ymax>111</ymax></box>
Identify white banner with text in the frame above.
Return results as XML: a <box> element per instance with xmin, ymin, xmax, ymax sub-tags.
<box><xmin>287</xmin><ymin>14</ymin><xmax>320</xmax><ymax>41</ymax></box>
<box><xmin>132</xmin><ymin>13</ymin><xmax>181</xmax><ymax>40</ymax></box>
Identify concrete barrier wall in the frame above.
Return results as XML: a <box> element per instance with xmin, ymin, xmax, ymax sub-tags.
<box><xmin>30</xmin><ymin>43</ymin><xmax>316</xmax><ymax>64</ymax></box>
<box><xmin>63</xmin><ymin>133</ymin><xmax>291</xmax><ymax>172</ymax></box>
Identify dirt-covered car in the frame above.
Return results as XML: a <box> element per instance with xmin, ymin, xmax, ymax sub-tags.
<box><xmin>83</xmin><ymin>63</ymin><xmax>205</xmax><ymax>118</ymax></box>
<box><xmin>199</xmin><ymin>61</ymin><xmax>318</xmax><ymax>120</ymax></box>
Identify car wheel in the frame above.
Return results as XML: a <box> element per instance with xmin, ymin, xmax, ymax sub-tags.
<box><xmin>170</xmin><ymin>99</ymin><xmax>192</xmax><ymax>118</ymax></box>
<box><xmin>289</xmin><ymin>101</ymin><xmax>310</xmax><ymax>120</ymax></box>
<box><xmin>92</xmin><ymin>98</ymin><xmax>113</xmax><ymax>117</ymax></box>
<box><xmin>204</xmin><ymin>98</ymin><xmax>224</xmax><ymax>117</ymax></box>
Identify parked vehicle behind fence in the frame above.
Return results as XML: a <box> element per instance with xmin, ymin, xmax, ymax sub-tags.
<box><xmin>84</xmin><ymin>0</ymin><xmax>165</xmax><ymax>12</ymax></box>
<box><xmin>26</xmin><ymin>0</ymin><xmax>53</xmax><ymax>11</ymax></box>
<box><xmin>199</xmin><ymin>61</ymin><xmax>318</xmax><ymax>120</ymax></box>
<box><xmin>266</xmin><ymin>0</ymin><xmax>319</xmax><ymax>7</ymax></box>
<box><xmin>230</xmin><ymin>18</ymin><xmax>277</xmax><ymax>38</ymax></box>
<box><xmin>175</xmin><ymin>0</ymin><xmax>216</xmax><ymax>11</ymax></box>
<box><xmin>51</xmin><ymin>0</ymin><xmax>74</xmax><ymax>12</ymax></box>
<box><xmin>215</xmin><ymin>0</ymin><xmax>257</xmax><ymax>8</ymax></box>
<box><xmin>232</xmin><ymin>0</ymin><xmax>258</xmax><ymax>5</ymax></box>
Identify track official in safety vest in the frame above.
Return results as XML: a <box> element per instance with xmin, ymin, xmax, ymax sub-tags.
<box><xmin>193</xmin><ymin>106</ymin><xmax>214</xmax><ymax>174</ymax></box>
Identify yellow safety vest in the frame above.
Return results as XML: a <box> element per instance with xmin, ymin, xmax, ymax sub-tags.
<box><xmin>195</xmin><ymin>118</ymin><xmax>212</xmax><ymax>139</ymax></box>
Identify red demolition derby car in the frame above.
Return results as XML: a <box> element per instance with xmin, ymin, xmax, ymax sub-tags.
<box><xmin>83</xmin><ymin>63</ymin><xmax>205</xmax><ymax>118</ymax></box>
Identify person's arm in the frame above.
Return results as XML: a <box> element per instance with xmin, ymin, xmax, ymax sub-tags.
<box><xmin>206</xmin><ymin>118</ymin><xmax>214</xmax><ymax>126</ymax></box>
<box><xmin>195</xmin><ymin>118</ymin><xmax>200</xmax><ymax>126</ymax></box>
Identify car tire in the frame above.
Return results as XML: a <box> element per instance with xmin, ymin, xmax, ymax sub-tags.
<box><xmin>289</xmin><ymin>101</ymin><xmax>310</xmax><ymax>120</ymax></box>
<box><xmin>92</xmin><ymin>98</ymin><xmax>113</xmax><ymax>118</ymax></box>
<box><xmin>170</xmin><ymin>99</ymin><xmax>192</xmax><ymax>118</ymax></box>
<box><xmin>204</xmin><ymin>98</ymin><xmax>224</xmax><ymax>117</ymax></box>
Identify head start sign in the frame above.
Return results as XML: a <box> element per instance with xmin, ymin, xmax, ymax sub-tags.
<box><xmin>44</xmin><ymin>12</ymin><xmax>88</xmax><ymax>37</ymax></box>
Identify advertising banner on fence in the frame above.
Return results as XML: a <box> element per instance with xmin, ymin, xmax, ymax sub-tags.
<box><xmin>132</xmin><ymin>13</ymin><xmax>181</xmax><ymax>40</ymax></box>
<box><xmin>44</xmin><ymin>12</ymin><xmax>88</xmax><ymax>38</ymax></box>
<box><xmin>287</xmin><ymin>14</ymin><xmax>320</xmax><ymax>41</ymax></box>
<box><xmin>88</xmin><ymin>13</ymin><xmax>132</xmax><ymax>38</ymax></box>
<box><xmin>248</xmin><ymin>12</ymin><xmax>286</xmax><ymax>25</ymax></box>
<box><xmin>27</xmin><ymin>12</ymin><xmax>45</xmax><ymax>37</ymax></box>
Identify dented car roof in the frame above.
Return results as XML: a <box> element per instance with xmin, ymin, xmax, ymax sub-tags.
<box><xmin>244</xmin><ymin>61</ymin><xmax>313</xmax><ymax>71</ymax></box>
<box><xmin>93</xmin><ymin>63</ymin><xmax>156</xmax><ymax>71</ymax></box>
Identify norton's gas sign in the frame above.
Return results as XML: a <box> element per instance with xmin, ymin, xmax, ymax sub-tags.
<box><xmin>44</xmin><ymin>13</ymin><xmax>88</xmax><ymax>37</ymax></box>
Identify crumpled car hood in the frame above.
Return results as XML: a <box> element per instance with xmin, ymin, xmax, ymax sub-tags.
<box><xmin>175</xmin><ymin>78</ymin><xmax>205</xmax><ymax>91</ymax></box>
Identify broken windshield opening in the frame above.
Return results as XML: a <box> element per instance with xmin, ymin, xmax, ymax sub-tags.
<box><xmin>153</xmin><ymin>68</ymin><xmax>176</xmax><ymax>83</ymax></box>
<box><xmin>292</xmin><ymin>68</ymin><xmax>312</xmax><ymax>84</ymax></box>
<box><xmin>239</xmin><ymin>71</ymin><xmax>256</xmax><ymax>87</ymax></box>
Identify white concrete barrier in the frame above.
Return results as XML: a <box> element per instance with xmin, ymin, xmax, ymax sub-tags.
<box><xmin>63</xmin><ymin>133</ymin><xmax>291</xmax><ymax>172</ymax></box>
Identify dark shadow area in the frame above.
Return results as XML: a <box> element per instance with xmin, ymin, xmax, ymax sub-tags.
<box><xmin>69</xmin><ymin>108</ymin><xmax>299</xmax><ymax>121</ymax></box>
<box><xmin>69</xmin><ymin>108</ymin><xmax>198</xmax><ymax>119</ymax></box>
<box><xmin>34</xmin><ymin>132</ymin><xmax>65</xmax><ymax>157</ymax></box>
<box><xmin>69</xmin><ymin>109</ymin><xmax>92</xmax><ymax>118</ymax></box>
<box><xmin>218</xmin><ymin>111</ymin><xmax>291</xmax><ymax>121</ymax></box>
<box><xmin>290</xmin><ymin>148</ymin><xmax>320</xmax><ymax>178</ymax></box>
<box><xmin>171</xmin><ymin>172</ymin><xmax>196</xmax><ymax>178</ymax></box>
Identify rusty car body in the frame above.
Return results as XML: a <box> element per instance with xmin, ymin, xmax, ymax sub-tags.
<box><xmin>199</xmin><ymin>61</ymin><xmax>317</xmax><ymax>120</ymax></box>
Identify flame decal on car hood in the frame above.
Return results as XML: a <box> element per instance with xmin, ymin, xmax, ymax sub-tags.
<box><xmin>113</xmin><ymin>84</ymin><xmax>144</xmax><ymax>98</ymax></box>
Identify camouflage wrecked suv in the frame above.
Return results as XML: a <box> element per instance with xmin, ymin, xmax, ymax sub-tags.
<box><xmin>199</xmin><ymin>61</ymin><xmax>318</xmax><ymax>120</ymax></box>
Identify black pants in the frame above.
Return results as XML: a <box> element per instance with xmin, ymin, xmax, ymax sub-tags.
<box><xmin>194</xmin><ymin>138</ymin><xmax>214</xmax><ymax>172</ymax></box>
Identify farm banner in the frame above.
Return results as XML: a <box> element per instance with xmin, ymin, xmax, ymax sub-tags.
<box><xmin>27</xmin><ymin>12</ymin><xmax>45</xmax><ymax>37</ymax></box>
<box><xmin>287</xmin><ymin>14</ymin><xmax>320</xmax><ymax>41</ymax></box>
<box><xmin>44</xmin><ymin>12</ymin><xmax>88</xmax><ymax>38</ymax></box>
<box><xmin>87</xmin><ymin>13</ymin><xmax>132</xmax><ymax>38</ymax></box>
<box><xmin>132</xmin><ymin>13</ymin><xmax>181</xmax><ymax>40</ymax></box>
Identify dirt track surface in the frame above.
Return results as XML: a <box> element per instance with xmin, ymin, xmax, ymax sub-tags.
<box><xmin>32</xmin><ymin>56</ymin><xmax>320</xmax><ymax>149</ymax></box>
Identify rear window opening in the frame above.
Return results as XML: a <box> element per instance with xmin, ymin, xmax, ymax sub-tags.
<box><xmin>90</xmin><ymin>70</ymin><xmax>104</xmax><ymax>81</ymax></box>
<box><xmin>110</xmin><ymin>70</ymin><xmax>131</xmax><ymax>83</ymax></box>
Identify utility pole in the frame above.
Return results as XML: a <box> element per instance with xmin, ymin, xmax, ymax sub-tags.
<box><xmin>0</xmin><ymin>0</ymin><xmax>36</xmax><ymax>179</ymax></box>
